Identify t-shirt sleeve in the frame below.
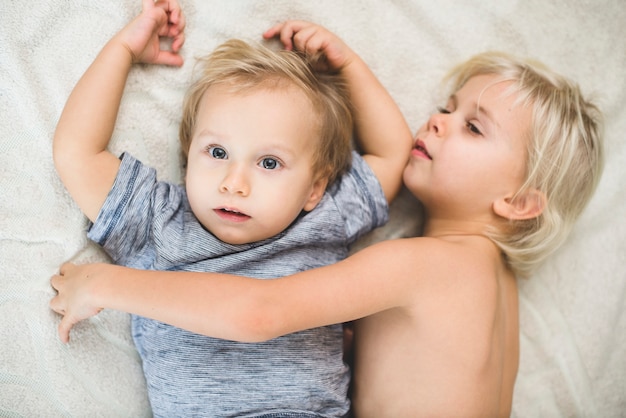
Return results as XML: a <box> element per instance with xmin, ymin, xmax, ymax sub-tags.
<box><xmin>87</xmin><ymin>153</ymin><xmax>183</xmax><ymax>269</ymax></box>
<box><xmin>329</xmin><ymin>151</ymin><xmax>389</xmax><ymax>244</ymax></box>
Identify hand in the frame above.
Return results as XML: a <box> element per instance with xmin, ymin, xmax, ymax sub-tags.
<box><xmin>117</xmin><ymin>0</ymin><xmax>186</xmax><ymax>66</ymax></box>
<box><xmin>50</xmin><ymin>262</ymin><xmax>107</xmax><ymax>343</ymax></box>
<box><xmin>263</xmin><ymin>20</ymin><xmax>354</xmax><ymax>72</ymax></box>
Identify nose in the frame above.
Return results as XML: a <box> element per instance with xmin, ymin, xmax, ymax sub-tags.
<box><xmin>428</xmin><ymin>112</ymin><xmax>447</xmax><ymax>137</ymax></box>
<box><xmin>219</xmin><ymin>164</ymin><xmax>250</xmax><ymax>196</ymax></box>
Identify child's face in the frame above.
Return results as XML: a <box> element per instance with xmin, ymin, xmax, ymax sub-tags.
<box><xmin>403</xmin><ymin>74</ymin><xmax>531</xmax><ymax>220</ymax></box>
<box><xmin>185</xmin><ymin>84</ymin><xmax>327</xmax><ymax>245</ymax></box>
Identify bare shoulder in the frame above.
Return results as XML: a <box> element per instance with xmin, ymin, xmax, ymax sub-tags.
<box><xmin>355</xmin><ymin>235</ymin><xmax>501</xmax><ymax>295</ymax></box>
<box><xmin>323</xmin><ymin>235</ymin><xmax>510</xmax><ymax>321</ymax></box>
<box><xmin>404</xmin><ymin>235</ymin><xmax>509</xmax><ymax>317</ymax></box>
<box><xmin>362</xmin><ymin>235</ymin><xmax>514</xmax><ymax>357</ymax></box>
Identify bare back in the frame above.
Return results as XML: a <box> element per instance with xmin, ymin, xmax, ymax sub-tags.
<box><xmin>350</xmin><ymin>236</ymin><xmax>519</xmax><ymax>417</ymax></box>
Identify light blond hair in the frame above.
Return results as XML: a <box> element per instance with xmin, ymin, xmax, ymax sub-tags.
<box><xmin>445</xmin><ymin>52</ymin><xmax>604</xmax><ymax>278</ymax></box>
<box><xmin>179</xmin><ymin>39</ymin><xmax>353</xmax><ymax>185</ymax></box>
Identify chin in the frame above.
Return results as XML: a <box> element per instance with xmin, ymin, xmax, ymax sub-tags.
<box><xmin>216</xmin><ymin>233</ymin><xmax>253</xmax><ymax>245</ymax></box>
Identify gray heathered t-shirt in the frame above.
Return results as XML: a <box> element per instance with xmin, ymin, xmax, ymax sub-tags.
<box><xmin>88</xmin><ymin>151</ymin><xmax>388</xmax><ymax>417</ymax></box>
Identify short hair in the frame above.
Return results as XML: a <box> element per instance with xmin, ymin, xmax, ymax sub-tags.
<box><xmin>444</xmin><ymin>52</ymin><xmax>604</xmax><ymax>278</ymax></box>
<box><xmin>179</xmin><ymin>39</ymin><xmax>353</xmax><ymax>186</ymax></box>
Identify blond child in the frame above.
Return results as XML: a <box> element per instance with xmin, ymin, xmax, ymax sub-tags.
<box><xmin>51</xmin><ymin>2</ymin><xmax>411</xmax><ymax>417</ymax></box>
<box><xmin>51</xmin><ymin>19</ymin><xmax>603</xmax><ymax>418</ymax></box>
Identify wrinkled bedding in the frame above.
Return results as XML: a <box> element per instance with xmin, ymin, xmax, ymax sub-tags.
<box><xmin>1</xmin><ymin>1</ymin><xmax>624</xmax><ymax>416</ymax></box>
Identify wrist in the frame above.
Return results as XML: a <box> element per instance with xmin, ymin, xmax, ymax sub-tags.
<box><xmin>87</xmin><ymin>263</ymin><xmax>116</xmax><ymax>310</ymax></box>
<box><xmin>104</xmin><ymin>37</ymin><xmax>136</xmax><ymax>67</ymax></box>
<box><xmin>340</xmin><ymin>54</ymin><xmax>368</xmax><ymax>81</ymax></box>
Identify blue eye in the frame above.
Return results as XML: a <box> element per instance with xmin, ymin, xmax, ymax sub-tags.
<box><xmin>207</xmin><ymin>146</ymin><xmax>227</xmax><ymax>159</ymax></box>
<box><xmin>260</xmin><ymin>157</ymin><xmax>280</xmax><ymax>170</ymax></box>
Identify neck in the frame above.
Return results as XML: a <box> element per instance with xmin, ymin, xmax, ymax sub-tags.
<box><xmin>421</xmin><ymin>215</ymin><xmax>492</xmax><ymax>240</ymax></box>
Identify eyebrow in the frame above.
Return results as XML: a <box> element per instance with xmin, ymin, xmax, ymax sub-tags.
<box><xmin>195</xmin><ymin>128</ymin><xmax>223</xmax><ymax>140</ymax></box>
<box><xmin>195</xmin><ymin>129</ymin><xmax>300</xmax><ymax>158</ymax></box>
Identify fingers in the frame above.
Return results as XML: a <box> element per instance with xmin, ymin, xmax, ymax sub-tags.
<box><xmin>49</xmin><ymin>271</ymin><xmax>67</xmax><ymax>316</ymax></box>
<box><xmin>133</xmin><ymin>0</ymin><xmax>184</xmax><ymax>66</ymax></box>
<box><xmin>49</xmin><ymin>293</ymin><xmax>63</xmax><ymax>314</ymax></box>
<box><xmin>154</xmin><ymin>51</ymin><xmax>184</xmax><ymax>67</ymax></box>
<box><xmin>263</xmin><ymin>22</ymin><xmax>294</xmax><ymax>50</ymax></box>
<box><xmin>264</xmin><ymin>21</ymin><xmax>345</xmax><ymax>73</ymax></box>
<box><xmin>168</xmin><ymin>1</ymin><xmax>186</xmax><ymax>36</ymax></box>
<box><xmin>264</xmin><ymin>20</ymin><xmax>313</xmax><ymax>51</ymax></box>
<box><xmin>52</xmin><ymin>293</ymin><xmax>72</xmax><ymax>343</ymax></box>
<box><xmin>51</xmin><ymin>262</ymin><xmax>73</xmax><ymax>292</ymax></box>
<box><xmin>264</xmin><ymin>20</ymin><xmax>331</xmax><ymax>57</ymax></box>
<box><xmin>156</xmin><ymin>0</ymin><xmax>186</xmax><ymax>50</ymax></box>
<box><xmin>263</xmin><ymin>22</ymin><xmax>283</xmax><ymax>39</ymax></box>
<box><xmin>50</xmin><ymin>269</ymin><xmax>64</xmax><ymax>293</ymax></box>
<box><xmin>50</xmin><ymin>262</ymin><xmax>105</xmax><ymax>343</ymax></box>
<box><xmin>153</xmin><ymin>0</ymin><xmax>186</xmax><ymax>63</ymax></box>
<box><xmin>170</xmin><ymin>30</ymin><xmax>186</xmax><ymax>55</ymax></box>
<box><xmin>50</xmin><ymin>285</ymin><xmax>71</xmax><ymax>343</ymax></box>
<box><xmin>50</xmin><ymin>264</ymin><xmax>72</xmax><ymax>343</ymax></box>
<box><xmin>58</xmin><ymin>316</ymin><xmax>74</xmax><ymax>344</ymax></box>
<box><xmin>50</xmin><ymin>290</ymin><xmax>83</xmax><ymax>344</ymax></box>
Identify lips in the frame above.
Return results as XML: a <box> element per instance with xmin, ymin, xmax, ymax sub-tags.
<box><xmin>412</xmin><ymin>139</ymin><xmax>432</xmax><ymax>160</ymax></box>
<box><xmin>214</xmin><ymin>207</ymin><xmax>251</xmax><ymax>222</ymax></box>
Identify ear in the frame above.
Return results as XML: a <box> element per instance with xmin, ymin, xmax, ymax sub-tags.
<box><xmin>493</xmin><ymin>189</ymin><xmax>546</xmax><ymax>220</ymax></box>
<box><xmin>303</xmin><ymin>177</ymin><xmax>329</xmax><ymax>212</ymax></box>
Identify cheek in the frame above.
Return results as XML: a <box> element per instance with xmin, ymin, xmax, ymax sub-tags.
<box><xmin>185</xmin><ymin>164</ymin><xmax>213</xmax><ymax>200</ymax></box>
<box><xmin>488</xmin><ymin>146</ymin><xmax>526</xmax><ymax>186</ymax></box>
<box><xmin>184</xmin><ymin>175</ymin><xmax>202</xmax><ymax>208</ymax></box>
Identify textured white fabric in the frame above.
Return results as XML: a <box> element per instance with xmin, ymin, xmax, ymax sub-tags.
<box><xmin>1</xmin><ymin>1</ymin><xmax>624</xmax><ymax>416</ymax></box>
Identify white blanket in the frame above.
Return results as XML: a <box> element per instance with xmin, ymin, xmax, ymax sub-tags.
<box><xmin>1</xmin><ymin>1</ymin><xmax>624</xmax><ymax>416</ymax></box>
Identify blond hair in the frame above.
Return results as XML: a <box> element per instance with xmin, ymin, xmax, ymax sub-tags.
<box><xmin>179</xmin><ymin>39</ymin><xmax>353</xmax><ymax>185</ymax></box>
<box><xmin>445</xmin><ymin>52</ymin><xmax>604</xmax><ymax>278</ymax></box>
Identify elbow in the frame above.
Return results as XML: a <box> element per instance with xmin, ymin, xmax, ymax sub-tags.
<box><xmin>226</xmin><ymin>304</ymin><xmax>289</xmax><ymax>343</ymax></box>
<box><xmin>52</xmin><ymin>132</ymin><xmax>72</xmax><ymax>176</ymax></box>
<box><xmin>237</xmin><ymin>313</ymin><xmax>285</xmax><ymax>343</ymax></box>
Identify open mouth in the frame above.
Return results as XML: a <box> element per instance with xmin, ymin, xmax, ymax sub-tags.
<box><xmin>215</xmin><ymin>207</ymin><xmax>251</xmax><ymax>222</ymax></box>
<box><xmin>413</xmin><ymin>140</ymin><xmax>432</xmax><ymax>160</ymax></box>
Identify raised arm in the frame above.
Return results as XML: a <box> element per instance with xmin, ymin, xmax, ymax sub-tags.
<box><xmin>53</xmin><ymin>0</ymin><xmax>185</xmax><ymax>221</ymax></box>
<box><xmin>264</xmin><ymin>21</ymin><xmax>413</xmax><ymax>203</ymax></box>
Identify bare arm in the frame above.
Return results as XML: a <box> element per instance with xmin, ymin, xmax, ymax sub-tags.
<box><xmin>51</xmin><ymin>237</ymin><xmax>517</xmax><ymax>417</ymax></box>
<box><xmin>50</xmin><ymin>238</ymin><xmax>424</xmax><ymax>343</ymax></box>
<box><xmin>264</xmin><ymin>21</ymin><xmax>413</xmax><ymax>203</ymax></box>
<box><xmin>53</xmin><ymin>0</ymin><xmax>185</xmax><ymax>221</ymax></box>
